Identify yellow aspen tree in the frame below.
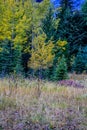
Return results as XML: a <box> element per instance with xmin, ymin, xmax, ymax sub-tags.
<box><xmin>0</xmin><ymin>0</ymin><xmax>31</xmax><ymax>45</ymax></box>
<box><xmin>28</xmin><ymin>33</ymin><xmax>54</xmax><ymax>95</ymax></box>
<box><xmin>29</xmin><ymin>33</ymin><xmax>54</xmax><ymax>79</ymax></box>
<box><xmin>0</xmin><ymin>0</ymin><xmax>50</xmax><ymax>48</ymax></box>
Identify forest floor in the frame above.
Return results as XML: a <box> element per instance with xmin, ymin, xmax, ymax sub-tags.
<box><xmin>0</xmin><ymin>74</ymin><xmax>87</xmax><ymax>130</ymax></box>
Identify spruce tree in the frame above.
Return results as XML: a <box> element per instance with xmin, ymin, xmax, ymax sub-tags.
<box><xmin>13</xmin><ymin>45</ymin><xmax>23</xmax><ymax>74</ymax></box>
<box><xmin>72</xmin><ymin>47</ymin><xmax>85</xmax><ymax>74</ymax></box>
<box><xmin>0</xmin><ymin>40</ymin><xmax>23</xmax><ymax>76</ymax></box>
<box><xmin>60</xmin><ymin>0</ymin><xmax>73</xmax><ymax>10</ymax></box>
<box><xmin>82</xmin><ymin>46</ymin><xmax>87</xmax><ymax>72</ymax></box>
<box><xmin>42</xmin><ymin>7</ymin><xmax>57</xmax><ymax>42</ymax></box>
<box><xmin>81</xmin><ymin>0</ymin><xmax>87</xmax><ymax>25</ymax></box>
<box><xmin>0</xmin><ymin>40</ymin><xmax>14</xmax><ymax>75</ymax></box>
<box><xmin>59</xmin><ymin>0</ymin><xmax>74</xmax><ymax>19</ymax></box>
<box><xmin>54</xmin><ymin>55</ymin><xmax>68</xmax><ymax>81</ymax></box>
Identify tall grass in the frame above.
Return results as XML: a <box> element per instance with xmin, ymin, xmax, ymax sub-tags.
<box><xmin>0</xmin><ymin>77</ymin><xmax>87</xmax><ymax>130</ymax></box>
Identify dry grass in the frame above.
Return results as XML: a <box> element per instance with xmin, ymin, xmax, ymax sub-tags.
<box><xmin>0</xmin><ymin>77</ymin><xmax>87</xmax><ymax>130</ymax></box>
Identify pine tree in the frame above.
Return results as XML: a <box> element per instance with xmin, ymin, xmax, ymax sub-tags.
<box><xmin>81</xmin><ymin>0</ymin><xmax>87</xmax><ymax>24</ymax></box>
<box><xmin>0</xmin><ymin>40</ymin><xmax>23</xmax><ymax>76</ymax></box>
<box><xmin>0</xmin><ymin>40</ymin><xmax>14</xmax><ymax>75</ymax></box>
<box><xmin>54</xmin><ymin>55</ymin><xmax>68</xmax><ymax>80</ymax></box>
<box><xmin>82</xmin><ymin>46</ymin><xmax>87</xmax><ymax>72</ymax></box>
<box><xmin>54</xmin><ymin>0</ymin><xmax>74</xmax><ymax>42</ymax></box>
<box><xmin>60</xmin><ymin>0</ymin><xmax>73</xmax><ymax>10</ymax></box>
<box><xmin>72</xmin><ymin>47</ymin><xmax>85</xmax><ymax>74</ymax></box>
<box><xmin>13</xmin><ymin>45</ymin><xmax>23</xmax><ymax>74</ymax></box>
<box><xmin>59</xmin><ymin>0</ymin><xmax>74</xmax><ymax>19</ymax></box>
<box><xmin>42</xmin><ymin>7</ymin><xmax>59</xmax><ymax>41</ymax></box>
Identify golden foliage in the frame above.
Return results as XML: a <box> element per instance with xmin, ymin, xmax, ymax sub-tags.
<box><xmin>29</xmin><ymin>34</ymin><xmax>54</xmax><ymax>69</ymax></box>
<box><xmin>0</xmin><ymin>0</ymin><xmax>50</xmax><ymax>45</ymax></box>
<box><xmin>57</xmin><ymin>40</ymin><xmax>67</xmax><ymax>47</ymax></box>
<box><xmin>56</xmin><ymin>39</ymin><xmax>67</xmax><ymax>50</ymax></box>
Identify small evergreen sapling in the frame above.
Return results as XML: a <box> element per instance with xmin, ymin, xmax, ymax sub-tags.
<box><xmin>54</xmin><ymin>55</ymin><xmax>68</xmax><ymax>80</ymax></box>
<box><xmin>73</xmin><ymin>46</ymin><xmax>87</xmax><ymax>74</ymax></box>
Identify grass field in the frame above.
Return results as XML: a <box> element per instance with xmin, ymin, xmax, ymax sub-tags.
<box><xmin>0</xmin><ymin>76</ymin><xmax>87</xmax><ymax>130</ymax></box>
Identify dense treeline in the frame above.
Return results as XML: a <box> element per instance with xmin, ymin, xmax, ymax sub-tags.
<box><xmin>0</xmin><ymin>0</ymin><xmax>87</xmax><ymax>80</ymax></box>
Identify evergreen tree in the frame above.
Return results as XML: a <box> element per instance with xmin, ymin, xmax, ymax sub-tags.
<box><xmin>54</xmin><ymin>0</ymin><xmax>74</xmax><ymax>43</ymax></box>
<box><xmin>0</xmin><ymin>40</ymin><xmax>23</xmax><ymax>76</ymax></box>
<box><xmin>72</xmin><ymin>46</ymin><xmax>85</xmax><ymax>74</ymax></box>
<box><xmin>42</xmin><ymin>7</ymin><xmax>58</xmax><ymax>41</ymax></box>
<box><xmin>59</xmin><ymin>0</ymin><xmax>74</xmax><ymax>19</ymax></box>
<box><xmin>60</xmin><ymin>0</ymin><xmax>73</xmax><ymax>9</ymax></box>
<box><xmin>81</xmin><ymin>0</ymin><xmax>87</xmax><ymax>24</ymax></box>
<box><xmin>13</xmin><ymin>45</ymin><xmax>23</xmax><ymax>74</ymax></box>
<box><xmin>54</xmin><ymin>55</ymin><xmax>68</xmax><ymax>81</ymax></box>
<box><xmin>82</xmin><ymin>46</ymin><xmax>87</xmax><ymax>71</ymax></box>
<box><xmin>0</xmin><ymin>40</ymin><xmax>14</xmax><ymax>75</ymax></box>
<box><xmin>53</xmin><ymin>0</ymin><xmax>74</xmax><ymax>71</ymax></box>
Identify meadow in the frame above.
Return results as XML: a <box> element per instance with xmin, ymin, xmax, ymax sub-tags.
<box><xmin>0</xmin><ymin>75</ymin><xmax>87</xmax><ymax>130</ymax></box>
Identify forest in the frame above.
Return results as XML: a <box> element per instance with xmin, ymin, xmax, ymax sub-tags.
<box><xmin>0</xmin><ymin>0</ymin><xmax>87</xmax><ymax>129</ymax></box>
<box><xmin>0</xmin><ymin>0</ymin><xmax>87</xmax><ymax>79</ymax></box>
